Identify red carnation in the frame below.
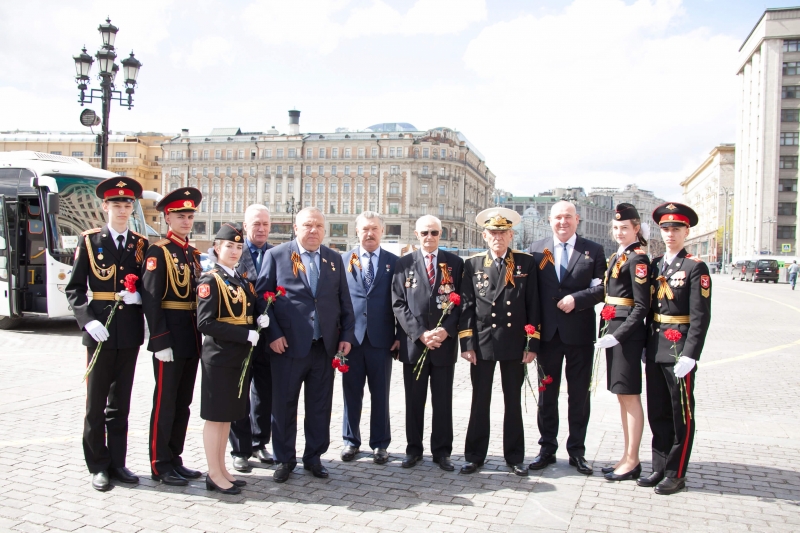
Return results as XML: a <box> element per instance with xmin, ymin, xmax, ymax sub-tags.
<box><xmin>538</xmin><ymin>386</ymin><xmax>547</xmax><ymax>392</ymax></box>
<box><xmin>524</xmin><ymin>324</ymin><xmax>537</xmax><ymax>337</ymax></box>
<box><xmin>448</xmin><ymin>292</ymin><xmax>461</xmax><ymax>306</ymax></box>
<box><xmin>276</xmin><ymin>286</ymin><xmax>287</xmax><ymax>297</ymax></box>
<box><xmin>542</xmin><ymin>375</ymin><xmax>553</xmax><ymax>385</ymax></box>
<box><xmin>339</xmin><ymin>364</ymin><xmax>349</xmax><ymax>373</ymax></box>
<box><xmin>664</xmin><ymin>329</ymin><xmax>683</xmax><ymax>343</ymax></box>
<box><xmin>332</xmin><ymin>358</ymin><xmax>341</xmax><ymax>369</ymax></box>
<box><xmin>263</xmin><ymin>291</ymin><xmax>276</xmax><ymax>303</ymax></box>
<box><xmin>123</xmin><ymin>273</ymin><xmax>138</xmax><ymax>293</ymax></box>
<box><xmin>600</xmin><ymin>305</ymin><xmax>616</xmax><ymax>321</ymax></box>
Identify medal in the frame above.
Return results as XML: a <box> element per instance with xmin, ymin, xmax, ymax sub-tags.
<box><xmin>97</xmin><ymin>247</ymin><xmax>103</xmax><ymax>260</ymax></box>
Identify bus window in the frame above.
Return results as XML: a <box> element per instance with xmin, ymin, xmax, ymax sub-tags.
<box><xmin>0</xmin><ymin>196</ymin><xmax>6</xmax><ymax>250</ymax></box>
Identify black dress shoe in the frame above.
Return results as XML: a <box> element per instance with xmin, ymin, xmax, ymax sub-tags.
<box><xmin>568</xmin><ymin>455</ymin><xmax>593</xmax><ymax>475</ymax></box>
<box><xmin>151</xmin><ymin>470</ymin><xmax>188</xmax><ymax>486</ymax></box>
<box><xmin>654</xmin><ymin>476</ymin><xmax>686</xmax><ymax>495</ymax></box>
<box><xmin>341</xmin><ymin>445</ymin><xmax>359</xmax><ymax>462</ymax></box>
<box><xmin>528</xmin><ymin>453</ymin><xmax>556</xmax><ymax>470</ymax></box>
<box><xmin>108</xmin><ymin>467</ymin><xmax>139</xmax><ymax>484</ymax></box>
<box><xmin>174</xmin><ymin>464</ymin><xmax>202</xmax><ymax>479</ymax></box>
<box><xmin>604</xmin><ymin>463</ymin><xmax>641</xmax><ymax>482</ymax></box>
<box><xmin>254</xmin><ymin>449</ymin><xmax>274</xmax><ymax>465</ymax></box>
<box><xmin>637</xmin><ymin>471</ymin><xmax>664</xmax><ymax>488</ymax></box>
<box><xmin>460</xmin><ymin>462</ymin><xmax>482</xmax><ymax>474</ymax></box>
<box><xmin>433</xmin><ymin>456</ymin><xmax>455</xmax><ymax>471</ymax></box>
<box><xmin>205</xmin><ymin>475</ymin><xmax>241</xmax><ymax>494</ymax></box>
<box><xmin>402</xmin><ymin>455</ymin><xmax>422</xmax><ymax>468</ymax></box>
<box><xmin>507</xmin><ymin>462</ymin><xmax>529</xmax><ymax>477</ymax></box>
<box><xmin>273</xmin><ymin>462</ymin><xmax>294</xmax><ymax>483</ymax></box>
<box><xmin>601</xmin><ymin>465</ymin><xmax>616</xmax><ymax>474</ymax></box>
<box><xmin>373</xmin><ymin>448</ymin><xmax>389</xmax><ymax>465</ymax></box>
<box><xmin>230</xmin><ymin>478</ymin><xmax>247</xmax><ymax>487</ymax></box>
<box><xmin>232</xmin><ymin>456</ymin><xmax>252</xmax><ymax>472</ymax></box>
<box><xmin>304</xmin><ymin>463</ymin><xmax>329</xmax><ymax>478</ymax></box>
<box><xmin>92</xmin><ymin>471</ymin><xmax>110</xmax><ymax>492</ymax></box>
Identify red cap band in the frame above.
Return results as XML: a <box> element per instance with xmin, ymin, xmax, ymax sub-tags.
<box><xmin>104</xmin><ymin>188</ymin><xmax>135</xmax><ymax>200</ymax></box>
<box><xmin>164</xmin><ymin>199</ymin><xmax>197</xmax><ymax>212</ymax></box>
<box><xmin>659</xmin><ymin>213</ymin><xmax>689</xmax><ymax>225</ymax></box>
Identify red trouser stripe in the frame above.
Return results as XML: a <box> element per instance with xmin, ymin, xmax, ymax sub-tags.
<box><xmin>677</xmin><ymin>372</ymin><xmax>692</xmax><ymax>478</ymax></box>
<box><xmin>151</xmin><ymin>360</ymin><xmax>164</xmax><ymax>475</ymax></box>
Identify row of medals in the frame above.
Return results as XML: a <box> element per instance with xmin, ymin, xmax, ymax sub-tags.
<box><xmin>475</xmin><ymin>270</ymin><xmax>489</xmax><ymax>297</ymax></box>
<box><xmin>667</xmin><ymin>270</ymin><xmax>686</xmax><ymax>287</ymax></box>
<box><xmin>403</xmin><ymin>270</ymin><xmax>455</xmax><ymax>309</ymax></box>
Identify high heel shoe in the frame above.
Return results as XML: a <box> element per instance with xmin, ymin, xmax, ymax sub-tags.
<box><xmin>601</xmin><ymin>465</ymin><xmax>616</xmax><ymax>474</ymax></box>
<box><xmin>604</xmin><ymin>463</ymin><xmax>641</xmax><ymax>482</ymax></box>
<box><xmin>230</xmin><ymin>478</ymin><xmax>246</xmax><ymax>487</ymax></box>
<box><xmin>205</xmin><ymin>475</ymin><xmax>241</xmax><ymax>494</ymax></box>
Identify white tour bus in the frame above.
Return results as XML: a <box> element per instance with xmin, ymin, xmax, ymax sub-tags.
<box><xmin>0</xmin><ymin>151</ymin><xmax>151</xmax><ymax>329</ymax></box>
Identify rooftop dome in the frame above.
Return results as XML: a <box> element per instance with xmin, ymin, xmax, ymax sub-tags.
<box><xmin>364</xmin><ymin>122</ymin><xmax>418</xmax><ymax>132</ymax></box>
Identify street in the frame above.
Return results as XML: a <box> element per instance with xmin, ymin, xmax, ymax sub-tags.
<box><xmin>0</xmin><ymin>274</ymin><xmax>798</xmax><ymax>533</ymax></box>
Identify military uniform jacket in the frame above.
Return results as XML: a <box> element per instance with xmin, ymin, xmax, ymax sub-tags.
<box><xmin>66</xmin><ymin>227</ymin><xmax>148</xmax><ymax>349</ymax></box>
<box><xmin>196</xmin><ymin>268</ymin><xmax>256</xmax><ymax>369</ymax></box>
<box><xmin>392</xmin><ymin>249</ymin><xmax>463</xmax><ymax>366</ymax></box>
<box><xmin>603</xmin><ymin>242</ymin><xmax>650</xmax><ymax>343</ymax></box>
<box><xmin>141</xmin><ymin>232</ymin><xmax>203</xmax><ymax>357</ymax></box>
<box><xmin>458</xmin><ymin>250</ymin><xmax>541</xmax><ymax>361</ymax></box>
<box><xmin>646</xmin><ymin>249</ymin><xmax>711</xmax><ymax>364</ymax></box>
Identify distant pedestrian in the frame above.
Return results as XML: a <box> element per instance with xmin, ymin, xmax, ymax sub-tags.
<box><xmin>789</xmin><ymin>260</ymin><xmax>799</xmax><ymax>290</ymax></box>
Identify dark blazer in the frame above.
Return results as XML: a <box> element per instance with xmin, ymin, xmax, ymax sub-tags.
<box><xmin>458</xmin><ymin>250</ymin><xmax>541</xmax><ymax>360</ymax></box>
<box><xmin>342</xmin><ymin>247</ymin><xmax>402</xmax><ymax>348</ymax></box>
<box><xmin>529</xmin><ymin>235</ymin><xmax>606</xmax><ymax>345</ymax></box>
<box><xmin>603</xmin><ymin>242</ymin><xmax>650</xmax><ymax>343</ymax></box>
<box><xmin>392</xmin><ymin>249</ymin><xmax>463</xmax><ymax>366</ymax></box>
<box><xmin>645</xmin><ymin>249</ymin><xmax>711</xmax><ymax>363</ymax></box>
<box><xmin>65</xmin><ymin>227</ymin><xmax>149</xmax><ymax>350</ymax></box>
<box><xmin>196</xmin><ymin>267</ymin><xmax>256</xmax><ymax>368</ymax></box>
<box><xmin>256</xmin><ymin>240</ymin><xmax>356</xmax><ymax>358</ymax></box>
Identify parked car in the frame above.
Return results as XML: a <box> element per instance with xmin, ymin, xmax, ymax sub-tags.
<box><xmin>745</xmin><ymin>259</ymin><xmax>780</xmax><ymax>283</ymax></box>
<box><xmin>733</xmin><ymin>260</ymin><xmax>748</xmax><ymax>280</ymax></box>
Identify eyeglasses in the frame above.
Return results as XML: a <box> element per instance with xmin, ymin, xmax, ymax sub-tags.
<box><xmin>419</xmin><ymin>230</ymin><xmax>440</xmax><ymax>237</ymax></box>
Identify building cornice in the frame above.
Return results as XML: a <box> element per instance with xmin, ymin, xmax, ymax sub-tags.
<box><xmin>680</xmin><ymin>144</ymin><xmax>735</xmax><ymax>188</ymax></box>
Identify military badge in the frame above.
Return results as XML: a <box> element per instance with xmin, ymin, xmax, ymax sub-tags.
<box><xmin>635</xmin><ymin>263</ymin><xmax>647</xmax><ymax>278</ymax></box>
<box><xmin>146</xmin><ymin>257</ymin><xmax>157</xmax><ymax>271</ymax></box>
<box><xmin>198</xmin><ymin>284</ymin><xmax>211</xmax><ymax>298</ymax></box>
<box><xmin>700</xmin><ymin>274</ymin><xmax>711</xmax><ymax>298</ymax></box>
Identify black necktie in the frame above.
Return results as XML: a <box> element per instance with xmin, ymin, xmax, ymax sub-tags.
<box><xmin>116</xmin><ymin>235</ymin><xmax>124</xmax><ymax>252</ymax></box>
<box><xmin>495</xmin><ymin>257</ymin><xmax>503</xmax><ymax>272</ymax></box>
<box><xmin>254</xmin><ymin>249</ymin><xmax>263</xmax><ymax>273</ymax></box>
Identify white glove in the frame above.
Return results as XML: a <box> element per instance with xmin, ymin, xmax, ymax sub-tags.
<box><xmin>594</xmin><ymin>334</ymin><xmax>619</xmax><ymax>349</ymax></box>
<box><xmin>154</xmin><ymin>348</ymin><xmax>174</xmax><ymax>362</ymax></box>
<box><xmin>673</xmin><ymin>356</ymin><xmax>696</xmax><ymax>378</ymax></box>
<box><xmin>247</xmin><ymin>330</ymin><xmax>260</xmax><ymax>346</ymax></box>
<box><xmin>85</xmin><ymin>320</ymin><xmax>109</xmax><ymax>342</ymax></box>
<box><xmin>117</xmin><ymin>290</ymin><xmax>142</xmax><ymax>305</ymax></box>
<box><xmin>257</xmin><ymin>314</ymin><xmax>270</xmax><ymax>329</ymax></box>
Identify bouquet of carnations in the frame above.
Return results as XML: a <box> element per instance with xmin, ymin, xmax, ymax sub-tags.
<box><xmin>414</xmin><ymin>292</ymin><xmax>461</xmax><ymax>380</ymax></box>
<box><xmin>522</xmin><ymin>324</ymin><xmax>552</xmax><ymax>410</ymax></box>
<box><xmin>590</xmin><ymin>305</ymin><xmax>617</xmax><ymax>393</ymax></box>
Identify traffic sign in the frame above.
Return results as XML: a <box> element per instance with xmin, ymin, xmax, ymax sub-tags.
<box><xmin>782</xmin><ymin>243</ymin><xmax>792</xmax><ymax>252</ymax></box>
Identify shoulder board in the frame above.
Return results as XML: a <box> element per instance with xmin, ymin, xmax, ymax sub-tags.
<box><xmin>208</xmin><ymin>268</ymin><xmax>219</xmax><ymax>274</ymax></box>
<box><xmin>153</xmin><ymin>239</ymin><xmax>170</xmax><ymax>247</ymax></box>
<box><xmin>469</xmin><ymin>252</ymin><xmax>486</xmax><ymax>258</ymax></box>
<box><xmin>131</xmin><ymin>231</ymin><xmax>147</xmax><ymax>239</ymax></box>
<box><xmin>511</xmin><ymin>249</ymin><xmax>531</xmax><ymax>256</ymax></box>
<box><xmin>81</xmin><ymin>228</ymin><xmax>102</xmax><ymax>236</ymax></box>
<box><xmin>633</xmin><ymin>248</ymin><xmax>646</xmax><ymax>254</ymax></box>
<box><xmin>192</xmin><ymin>248</ymin><xmax>201</xmax><ymax>255</ymax></box>
<box><xmin>690</xmin><ymin>256</ymin><xmax>703</xmax><ymax>263</ymax></box>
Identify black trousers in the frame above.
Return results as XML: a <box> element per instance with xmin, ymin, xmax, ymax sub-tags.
<box><xmin>464</xmin><ymin>358</ymin><xmax>525</xmax><ymax>465</ymax></box>
<box><xmin>83</xmin><ymin>347</ymin><xmax>139</xmax><ymax>473</ymax></box>
<box><xmin>229</xmin><ymin>351</ymin><xmax>272</xmax><ymax>458</ymax></box>
<box><xmin>149</xmin><ymin>356</ymin><xmax>199</xmax><ymax>475</ymax></box>
<box><xmin>646</xmin><ymin>361</ymin><xmax>696</xmax><ymax>478</ymax></box>
<box><xmin>270</xmin><ymin>341</ymin><xmax>333</xmax><ymax>466</ymax></box>
<box><xmin>403</xmin><ymin>359</ymin><xmax>454</xmax><ymax>458</ymax></box>
<box><xmin>537</xmin><ymin>332</ymin><xmax>593</xmax><ymax>456</ymax></box>
<box><xmin>341</xmin><ymin>333</ymin><xmax>393</xmax><ymax>450</ymax></box>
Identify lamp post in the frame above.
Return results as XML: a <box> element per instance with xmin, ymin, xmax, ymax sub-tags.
<box><xmin>285</xmin><ymin>196</ymin><xmax>301</xmax><ymax>239</ymax></box>
<box><xmin>720</xmin><ymin>186</ymin><xmax>732</xmax><ymax>272</ymax></box>
<box><xmin>73</xmin><ymin>18</ymin><xmax>142</xmax><ymax>170</ymax></box>
<box><xmin>463</xmin><ymin>209</ymin><xmax>475</xmax><ymax>254</ymax></box>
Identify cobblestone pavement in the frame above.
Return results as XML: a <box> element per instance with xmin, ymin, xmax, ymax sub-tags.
<box><xmin>1</xmin><ymin>275</ymin><xmax>799</xmax><ymax>533</ymax></box>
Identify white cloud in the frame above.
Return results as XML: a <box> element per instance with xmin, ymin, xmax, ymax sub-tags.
<box><xmin>172</xmin><ymin>36</ymin><xmax>233</xmax><ymax>71</ymax></box>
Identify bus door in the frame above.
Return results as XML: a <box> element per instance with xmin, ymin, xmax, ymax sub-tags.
<box><xmin>0</xmin><ymin>194</ymin><xmax>19</xmax><ymax>320</ymax></box>
<box><xmin>19</xmin><ymin>198</ymin><xmax>47</xmax><ymax>313</ymax></box>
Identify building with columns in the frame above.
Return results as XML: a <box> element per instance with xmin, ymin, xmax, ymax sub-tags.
<box><xmin>159</xmin><ymin>112</ymin><xmax>496</xmax><ymax>252</ymax></box>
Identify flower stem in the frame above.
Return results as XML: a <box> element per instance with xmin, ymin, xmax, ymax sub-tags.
<box><xmin>82</xmin><ymin>301</ymin><xmax>120</xmax><ymax>382</ymax></box>
<box><xmin>414</xmin><ymin>302</ymin><xmax>451</xmax><ymax>380</ymax></box>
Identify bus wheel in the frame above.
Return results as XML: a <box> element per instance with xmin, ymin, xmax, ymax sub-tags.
<box><xmin>0</xmin><ymin>316</ymin><xmax>20</xmax><ymax>330</ymax></box>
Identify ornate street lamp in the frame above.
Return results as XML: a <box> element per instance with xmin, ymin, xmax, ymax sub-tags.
<box><xmin>285</xmin><ymin>196</ymin><xmax>301</xmax><ymax>239</ymax></box>
<box><xmin>72</xmin><ymin>18</ymin><xmax>142</xmax><ymax>170</ymax></box>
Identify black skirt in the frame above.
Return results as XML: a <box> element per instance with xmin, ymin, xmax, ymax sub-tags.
<box><xmin>605</xmin><ymin>324</ymin><xmax>645</xmax><ymax>395</ymax></box>
<box><xmin>200</xmin><ymin>361</ymin><xmax>250</xmax><ymax>422</ymax></box>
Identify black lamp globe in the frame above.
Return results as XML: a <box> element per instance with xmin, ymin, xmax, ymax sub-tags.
<box><xmin>121</xmin><ymin>52</ymin><xmax>142</xmax><ymax>87</ymax></box>
<box><xmin>73</xmin><ymin>47</ymin><xmax>94</xmax><ymax>81</ymax></box>
<box><xmin>95</xmin><ymin>46</ymin><xmax>116</xmax><ymax>75</ymax></box>
<box><xmin>98</xmin><ymin>18</ymin><xmax>119</xmax><ymax>48</ymax></box>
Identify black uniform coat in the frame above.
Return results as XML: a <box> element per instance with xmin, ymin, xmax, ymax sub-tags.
<box><xmin>392</xmin><ymin>249</ymin><xmax>463</xmax><ymax>366</ymax></box>
<box><xmin>646</xmin><ymin>249</ymin><xmax>712</xmax><ymax>363</ymax></box>
<box><xmin>459</xmin><ymin>250</ymin><xmax>541</xmax><ymax>360</ymax></box>
<box><xmin>603</xmin><ymin>242</ymin><xmax>650</xmax><ymax>342</ymax></box>
<box><xmin>528</xmin><ymin>236</ymin><xmax>606</xmax><ymax>345</ymax></box>
<box><xmin>141</xmin><ymin>234</ymin><xmax>202</xmax><ymax>357</ymax></box>
<box><xmin>66</xmin><ymin>227</ymin><xmax>149</xmax><ymax>349</ymax></box>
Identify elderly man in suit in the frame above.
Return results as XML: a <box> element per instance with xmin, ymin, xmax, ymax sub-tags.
<box><xmin>228</xmin><ymin>204</ymin><xmax>275</xmax><ymax>472</ymax></box>
<box><xmin>256</xmin><ymin>207</ymin><xmax>356</xmax><ymax>483</ymax></box>
<box><xmin>527</xmin><ymin>201</ymin><xmax>606</xmax><ymax>475</ymax></box>
<box><xmin>392</xmin><ymin>215</ymin><xmax>463</xmax><ymax>471</ymax></box>
<box><xmin>340</xmin><ymin>211</ymin><xmax>401</xmax><ymax>465</ymax></box>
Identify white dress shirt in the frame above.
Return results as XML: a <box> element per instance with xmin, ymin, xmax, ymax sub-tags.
<box><xmin>553</xmin><ymin>234</ymin><xmax>577</xmax><ymax>267</ymax></box>
<box><xmin>107</xmin><ymin>224</ymin><xmax>129</xmax><ymax>249</ymax></box>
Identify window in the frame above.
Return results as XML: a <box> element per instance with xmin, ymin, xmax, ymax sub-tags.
<box><xmin>332</xmin><ymin>148</ymin><xmax>339</xmax><ymax>158</ymax></box>
<box><xmin>71</xmin><ymin>151</ymin><xmax>84</xmax><ymax>157</ymax></box>
<box><xmin>423</xmin><ymin>148</ymin><xmax>429</xmax><ymax>157</ymax></box>
<box><xmin>213</xmin><ymin>182</ymin><xmax>220</xmax><ymax>194</ymax></box>
<box><xmin>329</xmin><ymin>204</ymin><xmax>336</xmax><ymax>214</ymax></box>
<box><xmin>785</xmin><ymin>40</ymin><xmax>800</xmax><ymax>52</ymax></box>
<box><xmin>779</xmin><ymin>202</ymin><xmax>797</xmax><ymax>215</ymax></box>
<box><xmin>422</xmin><ymin>165</ymin><xmax>429</xmax><ymax>175</ymax></box>
<box><xmin>226</xmin><ymin>166</ymin><xmax>232</xmax><ymax>177</ymax></box>
<box><xmin>357</xmin><ymin>165</ymin><xmax>364</xmax><ymax>176</ymax></box>
<box><xmin>236</xmin><ymin>201</ymin><xmax>243</xmax><ymax>212</ymax></box>
<box><xmin>305</xmin><ymin>165</ymin><xmax>311</xmax><ymax>176</ymax></box>
<box><xmin>785</xmin><ymin>62</ymin><xmax>800</xmax><ymax>76</ymax></box>
<box><xmin>356</xmin><ymin>183</ymin><xmax>364</xmax><ymax>194</ymax></box>
<box><xmin>439</xmin><ymin>185</ymin><xmax>445</xmax><ymax>195</ymax></box>
<box><xmin>319</xmin><ymin>148</ymin><xmax>326</xmax><ymax>159</ymax></box>
<box><xmin>276</xmin><ymin>182</ymin><xmax>282</xmax><ymax>193</ymax></box>
<box><xmin>344</xmin><ymin>165</ymin><xmax>350</xmax><ymax>175</ymax></box>
<box><xmin>783</xmin><ymin>109</ymin><xmax>800</xmax><ymax>122</ymax></box>
<box><xmin>238</xmin><ymin>150</ymin><xmax>244</xmax><ymax>159</ymax></box>
<box><xmin>115</xmin><ymin>151</ymin><xmax>127</xmax><ymax>158</ymax></box>
<box><xmin>439</xmin><ymin>168</ymin><xmax>445</xmax><ymax>176</ymax></box>
<box><xmin>369</xmin><ymin>202</ymin><xmax>376</xmax><ymax>211</ymax></box>
<box><xmin>277</xmin><ymin>149</ymin><xmax>284</xmax><ymax>158</ymax></box>
<box><xmin>318</xmin><ymin>166</ymin><xmax>324</xmax><ymax>175</ymax></box>
<box><xmin>118</xmin><ymin>171</ymin><xmax>127</xmax><ymax>177</ymax></box>
<box><xmin>390</xmin><ymin>165</ymin><xmax>399</xmax><ymax>175</ymax></box>
<box><xmin>277</xmin><ymin>165</ymin><xmax>283</xmax><ymax>176</ymax></box>
<box><xmin>356</xmin><ymin>202</ymin><xmax>363</xmax><ymax>213</ymax></box>
<box><xmin>264</xmin><ymin>166</ymin><xmax>271</xmax><ymax>176</ymax></box>
<box><xmin>371</xmin><ymin>147</ymin><xmax>378</xmax><ymax>157</ymax></box>
<box><xmin>317</xmin><ymin>201</ymin><xmax>323</xmax><ymax>210</ymax></box>
<box><xmin>237</xmin><ymin>167</ymin><xmax>243</xmax><ymax>176</ymax></box>
<box><xmin>344</xmin><ymin>148</ymin><xmax>351</xmax><ymax>158</ymax></box>
<box><xmin>306</xmin><ymin>148</ymin><xmax>312</xmax><ymax>158</ymax></box>
<box><xmin>438</xmin><ymin>204</ymin><xmax>445</xmax><ymax>216</ymax></box>
<box><xmin>191</xmin><ymin>168</ymin><xmax>197</xmax><ymax>177</ymax></box>
<box><xmin>369</xmin><ymin>183</ymin><xmax>377</xmax><ymax>194</ymax></box>
<box><xmin>201</xmin><ymin>183</ymin><xmax>209</xmax><ymax>194</ymax></box>
<box><xmin>330</xmin><ymin>183</ymin><xmax>338</xmax><ymax>194</ymax></box>
<box><xmin>251</xmin><ymin>150</ymin><xmax>257</xmax><ymax>160</ymax></box>
<box><xmin>389</xmin><ymin>182</ymin><xmax>400</xmax><ymax>194</ymax></box>
<box><xmin>420</xmin><ymin>204</ymin><xmax>427</xmax><ymax>215</ymax></box>
<box><xmin>781</xmin><ymin>156</ymin><xmax>799</xmax><ymax>169</ymax></box>
<box><xmin>226</xmin><ymin>150</ymin><xmax>233</xmax><ymax>160</ymax></box>
<box><xmin>421</xmin><ymin>184</ymin><xmax>428</xmax><ymax>195</ymax></box>
<box><xmin>203</xmin><ymin>149</ymin><xmax>209</xmax><ymax>160</ymax></box>
<box><xmin>272</xmin><ymin>223</ymin><xmax>292</xmax><ymax>234</ymax></box>
<box><xmin>332</xmin><ymin>166</ymin><xmax>338</xmax><ymax>175</ymax></box>
<box><xmin>249</xmin><ymin>183</ymin><xmax>256</xmax><ymax>193</ymax></box>
<box><xmin>225</xmin><ymin>182</ymin><xmax>232</xmax><ymax>194</ymax></box>
<box><xmin>171</xmin><ymin>168</ymin><xmax>179</xmax><ymax>177</ymax></box>
<box><xmin>441</xmin><ymin>149</ymin><xmax>446</xmax><ymax>158</ymax></box>
<box><xmin>781</xmin><ymin>132</ymin><xmax>799</xmax><ymax>145</ymax></box>
<box><xmin>389</xmin><ymin>147</ymin><xmax>395</xmax><ymax>158</ymax></box>
<box><xmin>358</xmin><ymin>147</ymin><xmax>365</xmax><ymax>158</ymax></box>
<box><xmin>288</xmin><ymin>182</ymin><xmax>294</xmax><ymax>193</ymax></box>
<box><xmin>388</xmin><ymin>202</ymin><xmax>399</xmax><ymax>214</ymax></box>
<box><xmin>264</xmin><ymin>149</ymin><xmax>272</xmax><ymax>158</ymax></box>
<box><xmin>250</xmin><ymin>166</ymin><xmax>256</xmax><ymax>176</ymax></box>
<box><xmin>224</xmin><ymin>201</ymin><xmax>231</xmax><ymax>213</ymax></box>
<box><xmin>778</xmin><ymin>225</ymin><xmax>796</xmax><ymax>239</ymax></box>
<box><xmin>343</xmin><ymin>182</ymin><xmax>350</xmax><ymax>194</ymax></box>
<box><xmin>779</xmin><ymin>178</ymin><xmax>798</xmax><ymax>192</ymax></box>
<box><xmin>396</xmin><ymin>147</ymin><xmax>403</xmax><ymax>158</ymax></box>
<box><xmin>215</xmin><ymin>149</ymin><xmax>221</xmax><ymax>159</ymax></box>
<box><xmin>371</xmin><ymin>165</ymin><xmax>377</xmax><ymax>176</ymax></box>
<box><xmin>214</xmin><ymin>166</ymin><xmax>220</xmax><ymax>177</ymax></box>
<box><xmin>305</xmin><ymin>183</ymin><xmax>312</xmax><ymax>193</ymax></box>
<box><xmin>317</xmin><ymin>183</ymin><xmax>324</xmax><ymax>194</ymax></box>
<box><xmin>386</xmin><ymin>224</ymin><xmax>401</xmax><ymax>236</ymax></box>
<box><xmin>236</xmin><ymin>182</ymin><xmax>244</xmax><ymax>193</ymax></box>
<box><xmin>783</xmin><ymin>86</ymin><xmax>800</xmax><ymax>99</ymax></box>
<box><xmin>343</xmin><ymin>203</ymin><xmax>350</xmax><ymax>214</ymax></box>
<box><xmin>192</xmin><ymin>150</ymin><xmax>198</xmax><ymax>160</ymax></box>
<box><xmin>330</xmin><ymin>223</ymin><xmax>347</xmax><ymax>237</ymax></box>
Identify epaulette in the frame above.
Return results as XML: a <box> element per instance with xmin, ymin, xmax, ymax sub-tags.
<box><xmin>131</xmin><ymin>230</ymin><xmax>147</xmax><ymax>240</ymax></box>
<box><xmin>153</xmin><ymin>238</ymin><xmax>170</xmax><ymax>247</ymax></box>
<box><xmin>512</xmin><ymin>249</ymin><xmax>531</xmax><ymax>256</ymax></box>
<box><xmin>469</xmin><ymin>252</ymin><xmax>485</xmax><ymax>258</ymax></box>
<box><xmin>633</xmin><ymin>248</ymin><xmax>646</xmax><ymax>254</ymax></box>
<box><xmin>81</xmin><ymin>228</ymin><xmax>101</xmax><ymax>236</ymax></box>
<box><xmin>193</xmin><ymin>249</ymin><xmax>202</xmax><ymax>255</ymax></box>
<box><xmin>690</xmin><ymin>256</ymin><xmax>703</xmax><ymax>263</ymax></box>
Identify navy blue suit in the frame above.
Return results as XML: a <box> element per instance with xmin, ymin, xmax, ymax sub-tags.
<box><xmin>256</xmin><ymin>240</ymin><xmax>356</xmax><ymax>466</ymax></box>
<box><xmin>340</xmin><ymin>247</ymin><xmax>401</xmax><ymax>451</ymax></box>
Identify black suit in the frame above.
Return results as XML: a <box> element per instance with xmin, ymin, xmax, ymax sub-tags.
<box><xmin>458</xmin><ymin>251</ymin><xmax>540</xmax><ymax>465</ymax></box>
<box><xmin>528</xmin><ymin>236</ymin><xmax>606</xmax><ymax>457</ymax></box>
<box><xmin>392</xmin><ymin>249</ymin><xmax>463</xmax><ymax>458</ymax></box>
<box><xmin>65</xmin><ymin>226</ymin><xmax>148</xmax><ymax>473</ymax></box>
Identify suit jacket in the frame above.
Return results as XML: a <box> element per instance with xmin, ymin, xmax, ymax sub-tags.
<box><xmin>645</xmin><ymin>249</ymin><xmax>711</xmax><ymax>363</ymax></box>
<box><xmin>458</xmin><ymin>250</ymin><xmax>541</xmax><ymax>360</ymax></box>
<box><xmin>342</xmin><ymin>247</ymin><xmax>402</xmax><ymax>348</ymax></box>
<box><xmin>392</xmin><ymin>249</ymin><xmax>463</xmax><ymax>366</ymax></box>
<box><xmin>603</xmin><ymin>242</ymin><xmax>650</xmax><ymax>343</ymax></box>
<box><xmin>65</xmin><ymin>227</ymin><xmax>148</xmax><ymax>350</ymax></box>
<box><xmin>256</xmin><ymin>240</ymin><xmax>356</xmax><ymax>358</ymax></box>
<box><xmin>529</xmin><ymin>235</ymin><xmax>606</xmax><ymax>345</ymax></box>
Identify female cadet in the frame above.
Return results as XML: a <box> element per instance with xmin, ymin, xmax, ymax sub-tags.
<box><xmin>196</xmin><ymin>223</ymin><xmax>259</xmax><ymax>494</ymax></box>
<box><xmin>594</xmin><ymin>203</ymin><xmax>651</xmax><ymax>482</ymax></box>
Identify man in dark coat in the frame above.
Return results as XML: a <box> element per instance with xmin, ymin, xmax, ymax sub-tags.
<box><xmin>527</xmin><ymin>200</ymin><xmax>606</xmax><ymax>475</ymax></box>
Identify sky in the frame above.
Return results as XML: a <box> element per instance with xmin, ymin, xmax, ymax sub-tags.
<box><xmin>0</xmin><ymin>0</ymin><xmax>796</xmax><ymax>200</ymax></box>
